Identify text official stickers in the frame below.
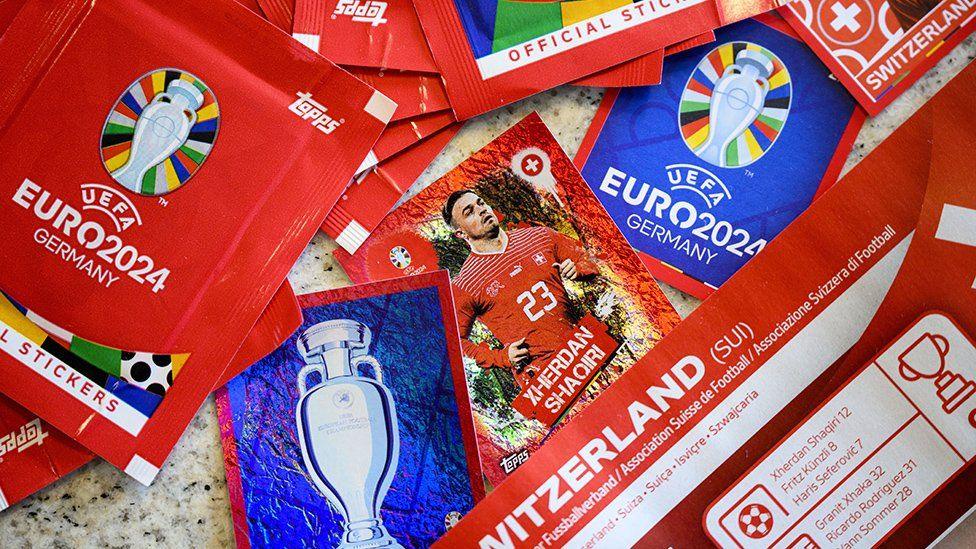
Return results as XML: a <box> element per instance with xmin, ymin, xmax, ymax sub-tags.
<box><xmin>781</xmin><ymin>0</ymin><xmax>976</xmax><ymax>114</ymax></box>
<box><xmin>577</xmin><ymin>17</ymin><xmax>864</xmax><ymax>297</ymax></box>
<box><xmin>413</xmin><ymin>0</ymin><xmax>786</xmax><ymax>119</ymax></box>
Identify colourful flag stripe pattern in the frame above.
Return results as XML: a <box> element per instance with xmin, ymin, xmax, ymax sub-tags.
<box><xmin>679</xmin><ymin>41</ymin><xmax>791</xmax><ymax>168</ymax></box>
<box><xmin>0</xmin><ymin>293</ymin><xmax>162</xmax><ymax>416</ymax></box>
<box><xmin>491</xmin><ymin>0</ymin><xmax>630</xmax><ymax>52</ymax></box>
<box><xmin>100</xmin><ymin>69</ymin><xmax>218</xmax><ymax>195</ymax></box>
<box><xmin>0</xmin><ymin>292</ymin><xmax>187</xmax><ymax>399</ymax></box>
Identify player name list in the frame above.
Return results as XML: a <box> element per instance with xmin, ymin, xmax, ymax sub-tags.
<box><xmin>708</xmin><ymin>363</ymin><xmax>974</xmax><ymax>548</ymax></box>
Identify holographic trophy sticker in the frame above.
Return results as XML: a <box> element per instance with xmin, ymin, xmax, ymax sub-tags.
<box><xmin>216</xmin><ymin>273</ymin><xmax>485</xmax><ymax>547</ymax></box>
<box><xmin>679</xmin><ymin>42</ymin><xmax>791</xmax><ymax>168</ymax></box>
<box><xmin>296</xmin><ymin>319</ymin><xmax>403</xmax><ymax>548</ymax></box>
<box><xmin>100</xmin><ymin>69</ymin><xmax>219</xmax><ymax>196</ymax></box>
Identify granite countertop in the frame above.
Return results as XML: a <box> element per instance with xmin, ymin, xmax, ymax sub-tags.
<box><xmin>1</xmin><ymin>37</ymin><xmax>974</xmax><ymax>548</ymax></box>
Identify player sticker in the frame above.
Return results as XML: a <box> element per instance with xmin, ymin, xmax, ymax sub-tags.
<box><xmin>577</xmin><ymin>17</ymin><xmax>865</xmax><ymax>297</ymax></box>
<box><xmin>436</xmin><ymin>64</ymin><xmax>976</xmax><ymax>547</ymax></box>
<box><xmin>335</xmin><ymin>113</ymin><xmax>681</xmax><ymax>485</ymax></box>
<box><xmin>216</xmin><ymin>272</ymin><xmax>484</xmax><ymax>547</ymax></box>
<box><xmin>101</xmin><ymin>68</ymin><xmax>219</xmax><ymax>196</ymax></box>
<box><xmin>781</xmin><ymin>0</ymin><xmax>976</xmax><ymax>114</ymax></box>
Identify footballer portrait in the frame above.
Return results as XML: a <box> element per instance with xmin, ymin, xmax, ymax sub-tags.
<box><xmin>441</xmin><ymin>188</ymin><xmax>608</xmax><ymax>390</ymax></box>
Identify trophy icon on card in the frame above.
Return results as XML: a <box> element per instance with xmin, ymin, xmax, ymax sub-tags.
<box><xmin>696</xmin><ymin>50</ymin><xmax>774</xmax><ymax>167</ymax></box>
<box><xmin>898</xmin><ymin>332</ymin><xmax>976</xmax><ymax>414</ymax></box>
<box><xmin>111</xmin><ymin>79</ymin><xmax>203</xmax><ymax>191</ymax></box>
<box><xmin>296</xmin><ymin>320</ymin><xmax>403</xmax><ymax>548</ymax></box>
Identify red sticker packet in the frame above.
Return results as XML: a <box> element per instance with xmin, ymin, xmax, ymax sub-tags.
<box><xmin>324</xmin><ymin>124</ymin><xmax>461</xmax><ymax>253</ymax></box>
<box><xmin>569</xmin><ymin>31</ymin><xmax>717</xmax><ymax>88</ymax></box>
<box><xmin>436</xmin><ymin>62</ymin><xmax>976</xmax><ymax>547</ymax></box>
<box><xmin>251</xmin><ymin>0</ymin><xmax>450</xmax><ymax>125</ymax></box>
<box><xmin>256</xmin><ymin>0</ymin><xmax>295</xmax><ymax>32</ymax></box>
<box><xmin>413</xmin><ymin>0</ymin><xmax>787</xmax><ymax>119</ymax></box>
<box><xmin>0</xmin><ymin>281</ymin><xmax>302</xmax><ymax>509</ymax></box>
<box><xmin>345</xmin><ymin>67</ymin><xmax>451</xmax><ymax>121</ymax></box>
<box><xmin>571</xmin><ymin>49</ymin><xmax>664</xmax><ymax>87</ymax></box>
<box><xmin>0</xmin><ymin>0</ymin><xmax>392</xmax><ymax>484</ymax></box>
<box><xmin>372</xmin><ymin>110</ymin><xmax>457</xmax><ymax>163</ymax></box>
<box><xmin>293</xmin><ymin>0</ymin><xmax>439</xmax><ymax>72</ymax></box>
<box><xmin>335</xmin><ymin>113</ymin><xmax>681</xmax><ymax>486</ymax></box>
<box><xmin>780</xmin><ymin>0</ymin><xmax>976</xmax><ymax>114</ymax></box>
<box><xmin>235</xmin><ymin>0</ymin><xmax>265</xmax><ymax>17</ymax></box>
<box><xmin>0</xmin><ymin>0</ymin><xmax>25</xmax><ymax>34</ymax></box>
<box><xmin>0</xmin><ymin>397</ymin><xmax>90</xmax><ymax>511</ymax></box>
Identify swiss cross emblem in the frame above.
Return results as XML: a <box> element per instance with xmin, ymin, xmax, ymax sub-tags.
<box><xmin>521</xmin><ymin>153</ymin><xmax>543</xmax><ymax>176</ymax></box>
<box><xmin>818</xmin><ymin>0</ymin><xmax>873</xmax><ymax>45</ymax></box>
<box><xmin>533</xmin><ymin>252</ymin><xmax>546</xmax><ymax>265</ymax></box>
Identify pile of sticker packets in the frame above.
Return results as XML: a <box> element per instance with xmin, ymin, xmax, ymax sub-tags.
<box><xmin>0</xmin><ymin>0</ymin><xmax>974</xmax><ymax>547</ymax></box>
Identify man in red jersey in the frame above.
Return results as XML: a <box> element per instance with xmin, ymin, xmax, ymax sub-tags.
<box><xmin>442</xmin><ymin>189</ymin><xmax>603</xmax><ymax>389</ymax></box>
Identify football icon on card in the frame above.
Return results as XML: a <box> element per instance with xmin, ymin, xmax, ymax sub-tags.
<box><xmin>717</xmin><ymin>484</ymin><xmax>789</xmax><ymax>546</ymax></box>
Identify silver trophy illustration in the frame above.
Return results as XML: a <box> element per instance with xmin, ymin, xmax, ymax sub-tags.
<box><xmin>296</xmin><ymin>319</ymin><xmax>403</xmax><ymax>549</ymax></box>
<box><xmin>696</xmin><ymin>49</ymin><xmax>774</xmax><ymax>167</ymax></box>
<box><xmin>112</xmin><ymin>79</ymin><xmax>203</xmax><ymax>191</ymax></box>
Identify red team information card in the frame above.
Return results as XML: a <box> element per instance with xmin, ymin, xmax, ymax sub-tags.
<box><xmin>706</xmin><ymin>314</ymin><xmax>976</xmax><ymax>547</ymax></box>
<box><xmin>781</xmin><ymin>0</ymin><xmax>976</xmax><ymax>114</ymax></box>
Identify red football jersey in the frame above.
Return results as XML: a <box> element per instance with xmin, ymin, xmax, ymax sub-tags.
<box><xmin>452</xmin><ymin>226</ymin><xmax>599</xmax><ymax>384</ymax></box>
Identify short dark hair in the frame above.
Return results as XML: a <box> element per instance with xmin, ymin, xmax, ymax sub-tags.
<box><xmin>442</xmin><ymin>190</ymin><xmax>478</xmax><ymax>228</ymax></box>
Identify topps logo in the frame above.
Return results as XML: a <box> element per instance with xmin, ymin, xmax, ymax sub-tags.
<box><xmin>501</xmin><ymin>449</ymin><xmax>530</xmax><ymax>474</ymax></box>
<box><xmin>333</xmin><ymin>0</ymin><xmax>388</xmax><ymax>26</ymax></box>
<box><xmin>0</xmin><ymin>418</ymin><xmax>48</xmax><ymax>461</ymax></box>
<box><xmin>289</xmin><ymin>92</ymin><xmax>344</xmax><ymax>135</ymax></box>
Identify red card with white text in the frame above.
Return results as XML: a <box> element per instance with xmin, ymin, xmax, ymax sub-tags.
<box><xmin>0</xmin><ymin>0</ymin><xmax>390</xmax><ymax>484</ymax></box>
<box><xmin>435</xmin><ymin>60</ymin><xmax>976</xmax><ymax>548</ymax></box>
<box><xmin>780</xmin><ymin>0</ymin><xmax>976</xmax><ymax>115</ymax></box>
<box><xmin>335</xmin><ymin>113</ymin><xmax>681</xmax><ymax>486</ymax></box>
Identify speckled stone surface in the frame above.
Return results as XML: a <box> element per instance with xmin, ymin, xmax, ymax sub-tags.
<box><xmin>2</xmin><ymin>37</ymin><xmax>974</xmax><ymax>548</ymax></box>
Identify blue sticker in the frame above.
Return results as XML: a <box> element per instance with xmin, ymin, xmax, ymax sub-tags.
<box><xmin>224</xmin><ymin>285</ymin><xmax>477</xmax><ymax>548</ymax></box>
<box><xmin>579</xmin><ymin>18</ymin><xmax>859</xmax><ymax>291</ymax></box>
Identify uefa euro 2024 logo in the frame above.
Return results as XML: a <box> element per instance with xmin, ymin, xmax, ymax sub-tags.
<box><xmin>679</xmin><ymin>42</ymin><xmax>791</xmax><ymax>169</ymax></box>
<box><xmin>100</xmin><ymin>69</ymin><xmax>219</xmax><ymax>196</ymax></box>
